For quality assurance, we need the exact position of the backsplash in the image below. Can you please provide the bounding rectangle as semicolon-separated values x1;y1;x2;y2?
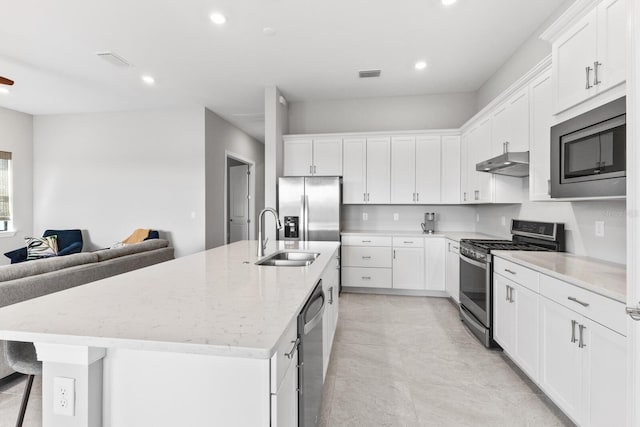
342;205;477;233
475;200;626;265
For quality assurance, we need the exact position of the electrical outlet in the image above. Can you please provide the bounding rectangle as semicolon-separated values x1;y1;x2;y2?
476;213;480;222
501;216;506;226
595;221;605;237
362;212;368;221
393;213;399;221
53;377;75;417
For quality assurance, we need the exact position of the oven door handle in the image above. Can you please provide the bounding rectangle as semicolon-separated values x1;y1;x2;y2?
460;254;487;270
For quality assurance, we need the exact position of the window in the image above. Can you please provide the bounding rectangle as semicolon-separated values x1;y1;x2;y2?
0;151;12;232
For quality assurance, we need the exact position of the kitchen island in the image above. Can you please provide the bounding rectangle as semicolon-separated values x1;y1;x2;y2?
0;240;341;427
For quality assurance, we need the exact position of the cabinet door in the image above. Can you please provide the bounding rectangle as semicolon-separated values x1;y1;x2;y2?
491;88;530;155
284;139;313;176
582;318;626;427
444;240;460;302
415;136;441;204
313;138;342;176
539;296;583;423
529;70;553;201
425;238;446;291
391;136;416;204
512;282;539;382
366;137;391;204
441;136;461;204
471;119;493;203
271;351;298;427
596;0;626;92
493;274;515;353
342;138;367;204
553;9;598;113
392;247;425;290
460;132;471;203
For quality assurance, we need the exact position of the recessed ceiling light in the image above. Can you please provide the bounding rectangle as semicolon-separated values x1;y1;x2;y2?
442;0;457;5
0;87;9;95
263;27;277;36
210;13;226;25
141;75;155;85
415;61;428;70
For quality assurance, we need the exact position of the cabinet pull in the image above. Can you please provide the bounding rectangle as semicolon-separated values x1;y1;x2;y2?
474;190;479;200
571;320;578;343
403;241;413;244
578;324;586;348
593;61;602;85
361;240;371;243
393;250;396;259
585;66;593;89
505;285;511;302
509;286;515;303
329;287;334;304
504;269;516;275
310;165;313;174
285;338;300;359
568;296;590;307
361;276;371;280
416;192;419;202
463;192;467;202
547;179;551;196
412;193;416;202
363;193;367;202
362;256;372;259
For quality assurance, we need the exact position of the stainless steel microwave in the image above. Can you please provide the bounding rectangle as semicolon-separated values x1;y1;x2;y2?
550;97;626;198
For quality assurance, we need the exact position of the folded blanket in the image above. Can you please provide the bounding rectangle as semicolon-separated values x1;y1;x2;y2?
122;228;151;244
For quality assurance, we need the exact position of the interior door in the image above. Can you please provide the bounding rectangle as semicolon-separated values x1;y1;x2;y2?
229;165;249;243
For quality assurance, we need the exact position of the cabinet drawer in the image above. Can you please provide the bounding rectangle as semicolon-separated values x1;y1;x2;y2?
342;267;392;288
342;247;392;268
342;235;392;247
392;237;424;248
539;274;626;336
270;318;298;393
494;257;539;292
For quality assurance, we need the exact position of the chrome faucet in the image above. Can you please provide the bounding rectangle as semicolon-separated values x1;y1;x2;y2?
257;207;282;257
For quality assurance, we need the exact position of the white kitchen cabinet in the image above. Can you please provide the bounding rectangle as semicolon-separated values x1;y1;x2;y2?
366;137;391;204
425;238;446;291
322;249;340;379
342;236;392;289
415;136;441;204
529;70;553;201
470;119;493;203
493;274;516;353
393;247;425;290
271;347;298;427
441;136;461;204
444;240;460;302
460;132;471;203
391;135;441;204
512;282;539;381
343;137;390;204
342;138;367;203
491;87;529;156
551;0;626;113
283;137;342;177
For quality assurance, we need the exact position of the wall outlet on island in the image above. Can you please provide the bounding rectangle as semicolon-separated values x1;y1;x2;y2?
393;213;399;221
595;221;605;237
501;216;506;226
53;376;75;416
362;212;368;221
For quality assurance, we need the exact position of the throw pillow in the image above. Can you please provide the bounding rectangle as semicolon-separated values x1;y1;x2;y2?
25;236;59;260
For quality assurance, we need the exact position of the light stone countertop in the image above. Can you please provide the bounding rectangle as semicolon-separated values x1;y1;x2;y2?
493;251;627;303
0;240;340;359
341;230;499;242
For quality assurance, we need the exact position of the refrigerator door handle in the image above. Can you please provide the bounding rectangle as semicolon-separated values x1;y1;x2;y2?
300;195;306;241
304;195;310;241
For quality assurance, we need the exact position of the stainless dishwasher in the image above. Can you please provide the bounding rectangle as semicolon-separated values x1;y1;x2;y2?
298;280;325;427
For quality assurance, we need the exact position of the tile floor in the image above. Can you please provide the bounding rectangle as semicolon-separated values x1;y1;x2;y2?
0;293;574;427
319;293;575;427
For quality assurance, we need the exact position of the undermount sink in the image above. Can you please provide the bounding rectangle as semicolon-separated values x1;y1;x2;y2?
256;251;320;267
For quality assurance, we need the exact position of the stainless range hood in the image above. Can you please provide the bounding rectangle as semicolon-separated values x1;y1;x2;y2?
476;142;530;177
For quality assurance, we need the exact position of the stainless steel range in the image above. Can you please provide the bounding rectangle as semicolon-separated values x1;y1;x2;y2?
459;220;565;348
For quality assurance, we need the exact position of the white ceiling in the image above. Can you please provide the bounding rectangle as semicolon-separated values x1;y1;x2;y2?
0;0;565;141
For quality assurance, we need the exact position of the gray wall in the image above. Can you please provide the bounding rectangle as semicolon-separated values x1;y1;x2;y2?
0;107;33;265
205;108;265;249
288;93;477;134
476;201;627;264
475;0;574;111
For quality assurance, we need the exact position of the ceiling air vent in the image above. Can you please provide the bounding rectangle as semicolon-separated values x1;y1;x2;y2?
358;69;381;79
95;51;132;67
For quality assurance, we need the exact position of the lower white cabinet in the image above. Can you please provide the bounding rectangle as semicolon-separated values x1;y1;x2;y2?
392;247;425;290
425;238;446;291
271;347;298;427
539;295;626;427
444;240;460;302
322;249;341;379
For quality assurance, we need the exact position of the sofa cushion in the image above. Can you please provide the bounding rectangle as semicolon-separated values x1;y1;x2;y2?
94;239;169;262
0;252;99;283
26;236;58;260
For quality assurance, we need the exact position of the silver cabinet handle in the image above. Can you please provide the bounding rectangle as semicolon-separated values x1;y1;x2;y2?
329;287;334;305
504;269;516;275
363;192;367;202
412;193;416;202
403;241;413;244
367;193;370;202
393;250;396;259
509;286;514;303
627;306;640;321
585;66;593;89
361;240;371;243
568;296;590;307
362;256;372;259
285;338;300;359
474;190;479;200
416;193;419;202
578;324;586;348
505;285;510;302
593;61;602;85
310;165;313;174
547;179;551;196
361;276;371;280
463;192;467;201
571;320;578;343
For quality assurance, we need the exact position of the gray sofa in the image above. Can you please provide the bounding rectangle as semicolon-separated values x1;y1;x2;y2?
0;238;174;379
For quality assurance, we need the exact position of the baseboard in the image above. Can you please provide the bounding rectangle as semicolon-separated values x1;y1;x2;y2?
342;287;448;297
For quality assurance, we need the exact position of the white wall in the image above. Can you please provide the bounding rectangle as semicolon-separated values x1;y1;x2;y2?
205;109;264;249
0;107;33;265
342;205;477;233
476;200;627;265
264;87;288;240
33;108;206;257
288;93;476;134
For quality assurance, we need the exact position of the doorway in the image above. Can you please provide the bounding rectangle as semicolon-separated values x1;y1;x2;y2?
225;153;255;244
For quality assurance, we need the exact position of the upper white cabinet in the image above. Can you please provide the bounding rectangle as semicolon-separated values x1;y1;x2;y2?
391;136;441;204
529;70;553;201
491;87;530;155
342;138;367;204
548;0;626;114
441;136;461;204
365;137;391;204
283;137;342;177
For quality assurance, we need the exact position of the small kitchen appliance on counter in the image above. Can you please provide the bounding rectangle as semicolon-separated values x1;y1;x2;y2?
421;212;436;234
458;220;565;348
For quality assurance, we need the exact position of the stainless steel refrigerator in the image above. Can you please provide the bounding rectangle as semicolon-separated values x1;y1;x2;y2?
278;177;341;241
